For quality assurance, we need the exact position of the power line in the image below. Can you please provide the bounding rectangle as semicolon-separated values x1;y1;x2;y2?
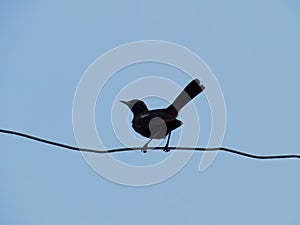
0;129;299;159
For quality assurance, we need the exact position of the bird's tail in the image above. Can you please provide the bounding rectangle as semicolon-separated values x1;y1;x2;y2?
166;79;205;116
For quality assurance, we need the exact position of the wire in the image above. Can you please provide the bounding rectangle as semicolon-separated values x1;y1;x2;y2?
1;129;300;159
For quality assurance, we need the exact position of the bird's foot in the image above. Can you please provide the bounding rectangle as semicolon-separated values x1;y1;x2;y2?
141;145;148;153
163;145;170;152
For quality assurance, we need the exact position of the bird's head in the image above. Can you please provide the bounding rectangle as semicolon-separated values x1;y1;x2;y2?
120;99;149;115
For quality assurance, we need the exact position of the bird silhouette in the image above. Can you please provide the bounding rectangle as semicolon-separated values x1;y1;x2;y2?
121;79;205;153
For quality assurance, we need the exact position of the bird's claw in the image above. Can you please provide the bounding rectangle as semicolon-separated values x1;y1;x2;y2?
163;146;170;152
141;146;147;153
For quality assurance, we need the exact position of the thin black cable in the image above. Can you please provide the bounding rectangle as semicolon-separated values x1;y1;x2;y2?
1;129;300;159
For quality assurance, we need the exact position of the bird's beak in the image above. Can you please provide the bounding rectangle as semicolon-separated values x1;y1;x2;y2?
120;99;137;110
120;100;130;107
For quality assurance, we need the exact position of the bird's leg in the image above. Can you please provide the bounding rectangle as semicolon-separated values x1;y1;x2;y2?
141;139;152;153
163;132;171;152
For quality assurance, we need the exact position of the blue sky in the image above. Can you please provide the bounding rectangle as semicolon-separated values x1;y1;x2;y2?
1;0;300;224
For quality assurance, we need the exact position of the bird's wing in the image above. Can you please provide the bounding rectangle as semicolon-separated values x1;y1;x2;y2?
147;110;176;121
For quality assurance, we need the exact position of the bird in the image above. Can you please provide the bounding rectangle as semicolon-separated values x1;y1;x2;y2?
121;79;205;153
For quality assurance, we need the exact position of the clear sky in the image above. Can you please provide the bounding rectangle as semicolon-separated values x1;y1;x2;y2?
1;0;300;224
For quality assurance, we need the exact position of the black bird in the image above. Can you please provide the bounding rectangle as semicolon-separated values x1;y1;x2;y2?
121;79;205;153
